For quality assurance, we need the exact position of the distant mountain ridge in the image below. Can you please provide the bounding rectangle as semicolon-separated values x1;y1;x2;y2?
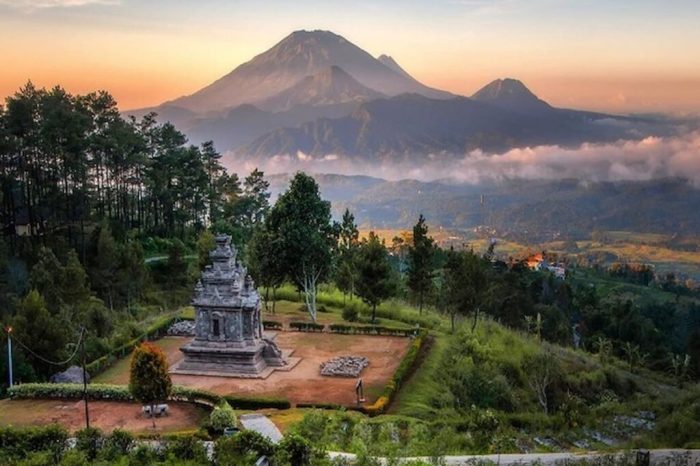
124;29;673;160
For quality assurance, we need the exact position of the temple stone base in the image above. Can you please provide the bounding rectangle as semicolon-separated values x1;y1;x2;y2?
171;348;300;379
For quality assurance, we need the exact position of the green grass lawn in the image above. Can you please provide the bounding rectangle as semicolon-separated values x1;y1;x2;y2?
93;337;185;384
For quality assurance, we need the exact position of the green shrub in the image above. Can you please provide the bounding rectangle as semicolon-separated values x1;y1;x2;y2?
127;444;163;466
0;424;68;462
9;383;132;401
165;436;208;462
363;330;427;416
214;430;276;465
263;320;283;330
275;433;316;466
170;385;222;405
75;427;103;460
342;306;359;322
289;321;325;332
101;429;134;459
209;401;237;433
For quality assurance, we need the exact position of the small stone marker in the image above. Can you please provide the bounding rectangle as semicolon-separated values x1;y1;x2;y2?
355;378;365;404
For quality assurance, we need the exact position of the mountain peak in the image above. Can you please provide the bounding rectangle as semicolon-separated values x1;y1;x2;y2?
377;54;412;79
472;78;551;112
167;30;453;112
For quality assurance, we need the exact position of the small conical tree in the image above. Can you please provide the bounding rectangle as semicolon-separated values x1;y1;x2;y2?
129;342;172;429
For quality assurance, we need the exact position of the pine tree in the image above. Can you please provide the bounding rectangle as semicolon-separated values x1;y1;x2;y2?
407;214;435;315
62;249;90;306
335;209;360;302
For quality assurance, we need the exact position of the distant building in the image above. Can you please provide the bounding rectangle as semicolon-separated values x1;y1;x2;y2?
525;251;566;279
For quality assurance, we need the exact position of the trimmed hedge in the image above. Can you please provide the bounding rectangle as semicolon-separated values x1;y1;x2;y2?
9;383;293;412
9;383;223;407
9;383;132;401
170;386;223;406
328;324;416;337
287;321;415;337
296;402;343;410
289;321;325;332
361;330;428;416
224;395;291;410
262;320;283;330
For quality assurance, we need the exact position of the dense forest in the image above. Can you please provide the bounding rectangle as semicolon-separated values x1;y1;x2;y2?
0;83;270;387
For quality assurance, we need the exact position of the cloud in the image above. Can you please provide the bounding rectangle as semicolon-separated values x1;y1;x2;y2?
224;132;700;185
0;0;118;11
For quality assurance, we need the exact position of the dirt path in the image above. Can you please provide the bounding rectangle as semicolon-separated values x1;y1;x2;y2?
0;399;208;434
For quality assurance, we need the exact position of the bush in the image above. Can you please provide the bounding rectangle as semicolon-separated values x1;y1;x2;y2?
9;383;132;401
209;401;237;433
342;306;359;322
289;321;325;332
276;433;316;466
215;430;276;465
224;395;291;410
101;429;134;459
165;436;208;462
0;424;68;462
75;427;103;460
328;324;416;337
263;320;283;330
171;385;222;406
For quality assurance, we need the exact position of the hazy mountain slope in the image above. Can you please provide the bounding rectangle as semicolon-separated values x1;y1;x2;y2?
256;65;385;112
286;175;700;243
239;91;649;158
166;30;453;113
377;54;413;79
185;102;359;148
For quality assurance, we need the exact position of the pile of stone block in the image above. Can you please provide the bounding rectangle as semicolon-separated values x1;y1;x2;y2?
167;320;196;336
320;356;369;377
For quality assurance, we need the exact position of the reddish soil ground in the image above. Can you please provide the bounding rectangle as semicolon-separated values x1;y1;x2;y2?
0;399;208;433
166;332;411;406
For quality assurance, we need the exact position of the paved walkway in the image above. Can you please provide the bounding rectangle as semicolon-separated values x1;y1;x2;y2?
239;413;283;443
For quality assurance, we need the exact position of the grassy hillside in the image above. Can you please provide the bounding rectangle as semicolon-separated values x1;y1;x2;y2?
273;286;700;456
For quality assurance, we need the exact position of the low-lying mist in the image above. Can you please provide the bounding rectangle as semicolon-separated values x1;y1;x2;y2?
224;130;700;185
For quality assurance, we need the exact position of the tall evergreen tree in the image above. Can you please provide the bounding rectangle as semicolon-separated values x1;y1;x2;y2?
407;214;435;315
335;209;360;302
267;173;335;322
355;232;394;323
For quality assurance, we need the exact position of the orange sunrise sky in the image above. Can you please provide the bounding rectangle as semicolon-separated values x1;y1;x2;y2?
1;0;699;114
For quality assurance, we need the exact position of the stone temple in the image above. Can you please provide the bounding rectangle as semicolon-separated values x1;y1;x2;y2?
172;234;287;377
